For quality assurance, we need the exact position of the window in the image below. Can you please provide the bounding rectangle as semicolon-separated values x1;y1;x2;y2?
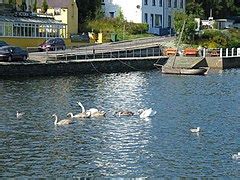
180;0;183;8
5;23;12;36
0;23;3;36
144;13;148;23
159;0;162;7
155;14;162;27
152;0;156;6
109;12;114;18
174;0;177;8
168;0;171;7
151;14;154;27
54;8;61;15
168;15;171;27
144;0;148;5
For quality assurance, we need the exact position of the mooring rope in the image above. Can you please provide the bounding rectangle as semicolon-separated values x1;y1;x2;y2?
90;61;102;74
116;58;141;71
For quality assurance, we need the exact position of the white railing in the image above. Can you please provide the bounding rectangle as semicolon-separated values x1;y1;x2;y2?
203;48;240;58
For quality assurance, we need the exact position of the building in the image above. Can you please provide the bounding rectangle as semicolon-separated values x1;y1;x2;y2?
36;0;78;38
102;0;185;35
0;0;77;48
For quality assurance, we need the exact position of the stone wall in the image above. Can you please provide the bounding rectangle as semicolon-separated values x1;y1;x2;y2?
0;57;167;77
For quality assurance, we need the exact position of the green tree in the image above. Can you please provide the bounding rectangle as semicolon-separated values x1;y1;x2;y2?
42;0;48;13
33;0;37;12
173;11;197;43
186;1;204;18
187;0;239;18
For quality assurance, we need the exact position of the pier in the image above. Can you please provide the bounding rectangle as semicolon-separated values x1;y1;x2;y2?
0;36;240;77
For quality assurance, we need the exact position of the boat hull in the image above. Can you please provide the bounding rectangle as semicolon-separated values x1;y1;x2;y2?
154;64;208;75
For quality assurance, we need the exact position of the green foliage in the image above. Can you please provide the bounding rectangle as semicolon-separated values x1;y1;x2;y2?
186;0;239;18
196;29;240;48
173;11;197;43
86;18;149;42
125;22;148;35
186;1;204;18
76;0;102;32
33;0;37;12
42;0;48;13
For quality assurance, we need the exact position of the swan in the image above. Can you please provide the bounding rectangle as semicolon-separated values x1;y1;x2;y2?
67;112;91;119
77;101;105;117
138;108;156;118
232;152;240;160
88;110;106;117
16;111;25;119
115;111;134;117
190;127;200;133
77;101;86;113
52;114;73;126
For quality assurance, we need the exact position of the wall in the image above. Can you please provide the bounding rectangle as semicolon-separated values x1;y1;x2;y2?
0;57;168;77
1;37;72;48
222;57;240;69
104;0;142;22
205;57;240;69
104;0;186;35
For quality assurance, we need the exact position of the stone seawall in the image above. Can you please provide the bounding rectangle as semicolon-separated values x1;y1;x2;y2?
205;56;240;69
0;57;167;77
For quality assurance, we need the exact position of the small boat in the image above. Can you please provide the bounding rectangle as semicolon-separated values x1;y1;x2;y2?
155;20;209;76
154;64;208;75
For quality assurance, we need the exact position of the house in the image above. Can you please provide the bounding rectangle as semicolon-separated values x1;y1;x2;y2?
36;0;78;38
102;0;185;35
0;0;78;48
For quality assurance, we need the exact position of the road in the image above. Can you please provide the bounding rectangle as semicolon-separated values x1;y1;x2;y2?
29;36;175;62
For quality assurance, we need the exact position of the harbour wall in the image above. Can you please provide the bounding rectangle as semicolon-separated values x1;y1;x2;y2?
0;57;167;77
206;57;240;69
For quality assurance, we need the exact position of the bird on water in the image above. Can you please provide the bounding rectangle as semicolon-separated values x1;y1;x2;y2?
52;114;73;126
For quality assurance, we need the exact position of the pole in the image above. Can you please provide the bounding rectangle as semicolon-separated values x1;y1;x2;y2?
172;20;186;68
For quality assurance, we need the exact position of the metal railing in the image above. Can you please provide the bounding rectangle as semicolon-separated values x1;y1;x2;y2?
45;45;164;62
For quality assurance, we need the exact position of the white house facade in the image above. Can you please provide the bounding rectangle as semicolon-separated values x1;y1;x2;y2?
102;0;185;35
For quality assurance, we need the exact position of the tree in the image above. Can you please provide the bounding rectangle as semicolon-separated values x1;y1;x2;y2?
173;11;197;43
186;1;204;18
187;0;239;18
42;0;48;13
76;0;102;31
33;0;37;12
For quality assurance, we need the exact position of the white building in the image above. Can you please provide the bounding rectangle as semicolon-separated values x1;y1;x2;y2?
102;0;185;35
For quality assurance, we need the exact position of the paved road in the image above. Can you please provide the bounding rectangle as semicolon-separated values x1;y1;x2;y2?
29;36;175;62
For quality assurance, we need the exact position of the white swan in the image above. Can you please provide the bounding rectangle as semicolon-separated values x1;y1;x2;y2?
67;112;91;119
115;111;134;117
77;101;105;117
190;127;200;133
138;108;156;118
232;152;240;160
88;110;106;117
52;114;73;126
16;111;25;119
77;101;86;113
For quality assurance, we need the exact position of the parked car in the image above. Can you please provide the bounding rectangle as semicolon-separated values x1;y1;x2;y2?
0;41;8;47
70;33;90;43
38;38;66;51
0;46;28;62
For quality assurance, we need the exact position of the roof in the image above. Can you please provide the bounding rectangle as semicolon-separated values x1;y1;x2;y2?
0;15;66;25
37;0;71;8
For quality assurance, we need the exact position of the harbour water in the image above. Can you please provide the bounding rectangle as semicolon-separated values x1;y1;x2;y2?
0;69;240;178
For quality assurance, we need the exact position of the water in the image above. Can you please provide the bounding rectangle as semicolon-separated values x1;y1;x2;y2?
0;69;240;178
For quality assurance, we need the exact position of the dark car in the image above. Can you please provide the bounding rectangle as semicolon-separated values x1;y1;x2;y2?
38;38;66;51
0;41;8;47
0;46;28;62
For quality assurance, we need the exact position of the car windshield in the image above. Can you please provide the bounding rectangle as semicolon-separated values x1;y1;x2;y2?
0;46;13;52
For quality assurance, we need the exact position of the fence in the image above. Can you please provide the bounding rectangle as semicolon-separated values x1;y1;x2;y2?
45;45;164;62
